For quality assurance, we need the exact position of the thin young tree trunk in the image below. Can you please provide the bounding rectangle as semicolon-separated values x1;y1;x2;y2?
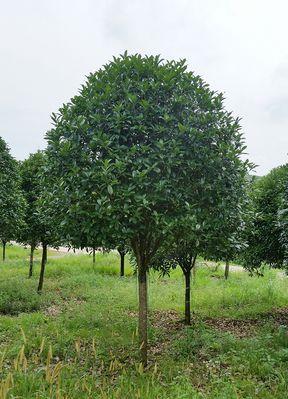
184;271;191;325
138;261;148;367
29;244;35;278
44;246;47;264
120;252;125;277
224;260;230;280
37;243;47;293
92;248;96;265
2;241;6;262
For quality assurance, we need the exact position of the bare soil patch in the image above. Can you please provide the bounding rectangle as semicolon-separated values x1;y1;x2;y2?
44;304;62;317
127;307;288;342
125;308;288;361
205;307;288;337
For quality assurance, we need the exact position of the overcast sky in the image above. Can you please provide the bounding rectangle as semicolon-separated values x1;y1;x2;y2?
1;0;287;175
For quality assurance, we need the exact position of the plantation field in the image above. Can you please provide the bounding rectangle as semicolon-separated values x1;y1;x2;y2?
0;245;288;398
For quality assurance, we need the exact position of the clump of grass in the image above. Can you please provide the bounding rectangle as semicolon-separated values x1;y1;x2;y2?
0;279;53;315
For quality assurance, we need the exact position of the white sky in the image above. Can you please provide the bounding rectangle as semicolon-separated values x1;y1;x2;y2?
1;0;287;175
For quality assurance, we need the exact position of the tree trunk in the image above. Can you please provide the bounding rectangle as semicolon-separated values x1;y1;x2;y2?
37;243;47;293
184;271;191;325
2;241;6;262
138;262;148;367
29;244;35;278
44;246;47;264
92;248;96;265
120;252;125;277
224;260;229;280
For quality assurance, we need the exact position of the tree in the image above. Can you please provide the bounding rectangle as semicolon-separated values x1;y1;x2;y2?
278;181;288;269
17;153;60;292
45;54;249;365
242;164;288;272
19;151;46;276
36;168;62;293
151;186;248;325
150;218;199;325
203;185;250;280
0;137;26;260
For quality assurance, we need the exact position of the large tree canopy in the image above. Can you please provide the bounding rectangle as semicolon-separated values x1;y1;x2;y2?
0;137;26;260
45;54;249;365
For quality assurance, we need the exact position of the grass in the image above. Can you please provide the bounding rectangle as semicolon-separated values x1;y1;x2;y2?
0;244;287;398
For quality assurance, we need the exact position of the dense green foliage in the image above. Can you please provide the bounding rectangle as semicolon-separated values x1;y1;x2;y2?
0;246;287;398
18;150;61;286
242;164;288;271
278;182;288;267
18;151;47;277
19;151;46;248
0;137;26;260
46;54;249;256
45;53;250;363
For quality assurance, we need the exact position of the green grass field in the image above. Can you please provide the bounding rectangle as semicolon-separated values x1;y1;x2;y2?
0;244;287;398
